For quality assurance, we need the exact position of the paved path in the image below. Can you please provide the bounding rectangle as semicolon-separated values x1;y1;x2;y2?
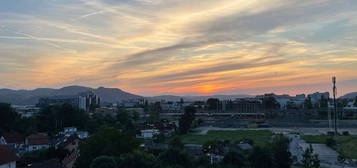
194;126;357;135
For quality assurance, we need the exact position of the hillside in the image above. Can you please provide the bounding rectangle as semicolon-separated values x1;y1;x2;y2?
0;86;142;105
341;92;357;99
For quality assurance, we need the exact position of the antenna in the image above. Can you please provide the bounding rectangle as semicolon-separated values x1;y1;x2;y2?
332;76;338;135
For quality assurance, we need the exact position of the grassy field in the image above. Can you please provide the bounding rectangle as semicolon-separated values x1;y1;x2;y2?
302;135;357;159
179;130;274;147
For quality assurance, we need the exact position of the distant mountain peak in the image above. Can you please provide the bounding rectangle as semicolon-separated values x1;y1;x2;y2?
341;92;357;99
0;86;141;105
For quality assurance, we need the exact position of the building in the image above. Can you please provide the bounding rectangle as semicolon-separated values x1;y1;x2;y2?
223;98;262;113
95;107;118;117
0;132;25;149
308;92;330;104
78;91;100;112
0;145;18;168
160;101;182;113
38;95;81;109
140;129;159;139
64;127;78;134
125;108;145;116
25;133;50;152
38;91;100;112
11;105;40;118
60;127;89;140
120;99;142;108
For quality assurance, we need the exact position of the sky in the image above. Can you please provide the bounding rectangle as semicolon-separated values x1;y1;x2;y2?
0;0;357;96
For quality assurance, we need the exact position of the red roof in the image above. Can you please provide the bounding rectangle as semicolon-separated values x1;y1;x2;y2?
1;132;25;144
26;133;50;146
0;145;18;165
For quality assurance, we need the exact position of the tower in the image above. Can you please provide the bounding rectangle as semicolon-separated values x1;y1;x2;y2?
332;76;338;134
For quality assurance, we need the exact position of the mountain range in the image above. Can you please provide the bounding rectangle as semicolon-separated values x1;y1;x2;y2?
0;86;142;105
0;86;355;105
340;92;357;99
0;86;252;105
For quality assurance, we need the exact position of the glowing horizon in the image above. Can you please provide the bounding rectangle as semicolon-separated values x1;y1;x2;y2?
1;0;357;96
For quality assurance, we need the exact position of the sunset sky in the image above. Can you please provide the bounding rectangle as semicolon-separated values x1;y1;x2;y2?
1;0;357;96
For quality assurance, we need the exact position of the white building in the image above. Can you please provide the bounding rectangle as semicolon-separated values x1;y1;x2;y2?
64;127;78;134
77;131;89;139
61;127;89;139
140;129;159;139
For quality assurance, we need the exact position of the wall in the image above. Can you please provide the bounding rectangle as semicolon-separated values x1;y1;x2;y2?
0;162;16;168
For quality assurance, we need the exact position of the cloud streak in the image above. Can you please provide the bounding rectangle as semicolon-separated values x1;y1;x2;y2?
0;0;357;95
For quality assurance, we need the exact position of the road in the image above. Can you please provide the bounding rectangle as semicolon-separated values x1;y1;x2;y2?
287;134;357;168
194;126;357;135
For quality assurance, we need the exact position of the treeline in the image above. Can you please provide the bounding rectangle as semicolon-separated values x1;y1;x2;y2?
0;103;135;136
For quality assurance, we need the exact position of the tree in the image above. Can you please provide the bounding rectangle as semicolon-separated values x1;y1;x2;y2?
222;150;246;168
319;96;328;108
271;135;292;168
0;103;36;135
206;98;220;111
179;106;196;134
325;137;336;147
354;96;357;107
301;145;320;168
304;96;313;109
116;110;135;135
90;156;118;168
0;103;18;131
262;96;280;109
159;138;192;168
248;146;273;168
148;102;161;124
76;127;139;168
118;150;156;168
37;104;88;135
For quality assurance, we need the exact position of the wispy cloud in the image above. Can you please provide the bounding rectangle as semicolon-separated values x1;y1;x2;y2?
0;0;357;95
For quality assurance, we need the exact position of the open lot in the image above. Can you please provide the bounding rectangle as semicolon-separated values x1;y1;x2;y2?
302;135;357;159
179;130;273;147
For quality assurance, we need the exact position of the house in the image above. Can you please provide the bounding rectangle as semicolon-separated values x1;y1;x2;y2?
60;127;89;139
0;145;18;168
0;132;25;149
25;133;50;152
76;131;89;139
64;127;77;134
0;136;5;145
140;129;159;139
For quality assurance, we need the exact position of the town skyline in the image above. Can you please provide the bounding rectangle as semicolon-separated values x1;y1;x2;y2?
1;0;357;96
0;84;354;98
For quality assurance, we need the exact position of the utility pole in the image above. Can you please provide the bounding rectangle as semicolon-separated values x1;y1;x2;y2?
332;76;338;135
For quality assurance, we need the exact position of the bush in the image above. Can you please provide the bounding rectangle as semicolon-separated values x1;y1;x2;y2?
342;131;350;136
325;137;336;147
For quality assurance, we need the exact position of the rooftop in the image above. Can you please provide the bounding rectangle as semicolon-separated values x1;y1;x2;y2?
0;145;18;165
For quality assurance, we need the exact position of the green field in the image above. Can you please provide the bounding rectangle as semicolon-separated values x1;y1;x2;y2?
179;130;274;147
302;135;357;159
